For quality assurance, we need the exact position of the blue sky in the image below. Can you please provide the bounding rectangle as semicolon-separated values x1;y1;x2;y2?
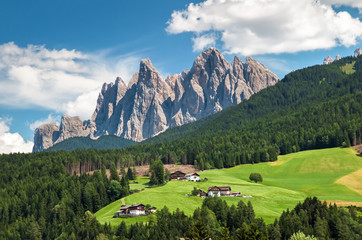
0;0;361;153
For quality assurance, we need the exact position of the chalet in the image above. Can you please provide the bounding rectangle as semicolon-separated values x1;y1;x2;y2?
185;173;200;182
170;171;186;180
114;204;146;217
198;189;207;198
148;207;157;213
208;186;232;197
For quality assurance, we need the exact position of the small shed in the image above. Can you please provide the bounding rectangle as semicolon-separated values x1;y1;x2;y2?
148;207;157;213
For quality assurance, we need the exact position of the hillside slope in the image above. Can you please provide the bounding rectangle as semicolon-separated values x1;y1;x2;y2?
46;135;136;152
145;55;362;144
95;147;362;226
108;55;361;170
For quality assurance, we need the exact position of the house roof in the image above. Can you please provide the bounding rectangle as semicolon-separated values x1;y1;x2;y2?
148;207;157;210
199;189;207;196
170;171;186;176
186;173;200;177
120;204;145;210
208;186;231;191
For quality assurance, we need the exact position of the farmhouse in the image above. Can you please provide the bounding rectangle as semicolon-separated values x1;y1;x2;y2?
185;173;200;182
114;204;157;217
114;204;146;217
148;207;157;213
170;171;186;180
208;186;240;197
198;189;207;198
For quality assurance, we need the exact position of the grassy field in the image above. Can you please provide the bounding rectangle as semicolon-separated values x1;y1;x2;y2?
95;147;362;226
340;61;356;75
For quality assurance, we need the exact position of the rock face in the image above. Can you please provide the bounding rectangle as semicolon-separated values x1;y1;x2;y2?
32;115;93;152
33;48;279;152
33;122;60;152
335;54;341;61
323;56;333;65
354;48;362;58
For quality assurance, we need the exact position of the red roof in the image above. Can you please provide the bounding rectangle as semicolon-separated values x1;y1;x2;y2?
208;186;231;191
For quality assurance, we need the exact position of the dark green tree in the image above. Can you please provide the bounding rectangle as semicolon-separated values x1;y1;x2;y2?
110;163;119;181
149;160;165;185
249;173;263;183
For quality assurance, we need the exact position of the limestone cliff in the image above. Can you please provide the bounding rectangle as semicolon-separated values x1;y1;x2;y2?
33;48;279;152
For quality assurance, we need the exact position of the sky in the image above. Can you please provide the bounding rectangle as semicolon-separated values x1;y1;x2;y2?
0;0;362;154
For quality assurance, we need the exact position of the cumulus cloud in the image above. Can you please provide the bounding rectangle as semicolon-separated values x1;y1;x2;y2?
28;114;61;131
192;33;217;52
0;117;33;154
321;0;362;12
166;0;362;55
0;42;140;120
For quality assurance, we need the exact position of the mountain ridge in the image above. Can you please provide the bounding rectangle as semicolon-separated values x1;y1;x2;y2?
33;48;279;152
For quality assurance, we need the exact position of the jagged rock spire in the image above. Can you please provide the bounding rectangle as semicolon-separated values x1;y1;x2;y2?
33;48;280;151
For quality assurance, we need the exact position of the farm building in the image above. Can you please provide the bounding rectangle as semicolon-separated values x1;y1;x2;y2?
185;173;200;181
148;207;157;213
170;171;186;180
208;186;240;197
114;204;157;217
114;204;146;217
198;189;207;198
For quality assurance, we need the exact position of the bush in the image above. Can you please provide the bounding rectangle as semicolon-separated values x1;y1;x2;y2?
191;187;199;196
249;173;263;183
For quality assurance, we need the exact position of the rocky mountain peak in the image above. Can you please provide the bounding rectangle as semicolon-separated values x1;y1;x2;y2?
128;72;139;89
323;56;333;65
33;122;60;152
192;48;230;73
138;58;165;89
33;48;280;151
354;48;362;58
244;56;279;93
233;56;243;64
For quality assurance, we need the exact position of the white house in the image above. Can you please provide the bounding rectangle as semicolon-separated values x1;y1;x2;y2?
185;173;200;182
148;207;157;213
129;204;146;215
207;186;231;197
114;204;146;217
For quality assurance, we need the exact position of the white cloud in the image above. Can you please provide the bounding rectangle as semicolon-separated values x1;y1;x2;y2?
192;33;217;52
320;0;362;11
59;90;100;119
166;0;362;55
0;42;140;120
28;114;61;131
0;117;33;154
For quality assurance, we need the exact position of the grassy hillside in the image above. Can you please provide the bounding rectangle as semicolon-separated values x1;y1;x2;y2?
46;135;136;151
95;147;362;226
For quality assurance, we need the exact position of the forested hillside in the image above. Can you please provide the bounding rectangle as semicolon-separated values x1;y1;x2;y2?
47;135;136;152
44;55;362;171
128;56;362;169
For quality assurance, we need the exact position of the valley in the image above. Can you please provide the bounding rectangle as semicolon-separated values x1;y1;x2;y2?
95;147;362;226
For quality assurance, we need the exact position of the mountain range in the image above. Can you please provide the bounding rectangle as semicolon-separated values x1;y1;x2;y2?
33;48;279;152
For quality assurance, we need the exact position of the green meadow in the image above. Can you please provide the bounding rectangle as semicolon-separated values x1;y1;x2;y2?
95;147;362;226
340;61;356;75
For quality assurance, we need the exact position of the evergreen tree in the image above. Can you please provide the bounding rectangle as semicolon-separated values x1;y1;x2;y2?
126;167;134;181
110;163;119;181
149;160;165;185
